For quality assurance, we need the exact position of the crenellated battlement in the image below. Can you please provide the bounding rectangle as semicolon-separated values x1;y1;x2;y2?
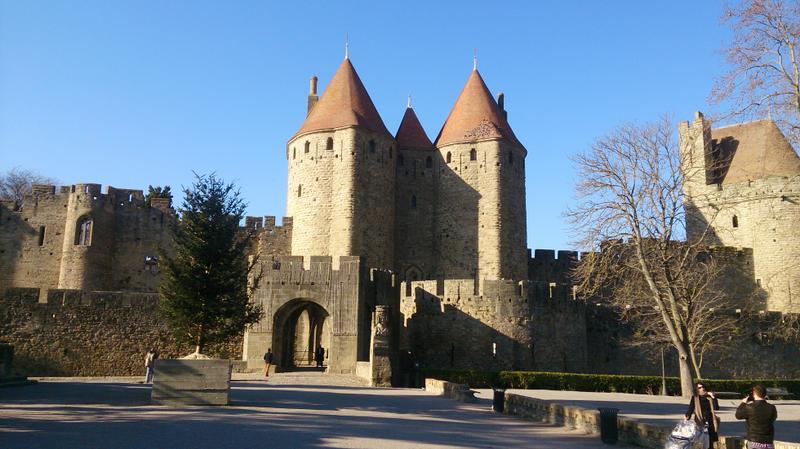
254;255;396;288
17;183;167;211
528;248;580;284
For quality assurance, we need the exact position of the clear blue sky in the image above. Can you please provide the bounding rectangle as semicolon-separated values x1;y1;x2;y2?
0;1;732;252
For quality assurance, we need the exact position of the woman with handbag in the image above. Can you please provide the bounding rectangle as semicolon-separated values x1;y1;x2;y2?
685;382;721;449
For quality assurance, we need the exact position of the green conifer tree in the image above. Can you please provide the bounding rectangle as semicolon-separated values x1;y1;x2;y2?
145;185;173;207
159;173;262;356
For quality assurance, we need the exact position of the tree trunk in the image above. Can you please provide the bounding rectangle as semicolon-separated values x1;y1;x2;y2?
689;344;703;380
676;343;695;398
195;328;204;356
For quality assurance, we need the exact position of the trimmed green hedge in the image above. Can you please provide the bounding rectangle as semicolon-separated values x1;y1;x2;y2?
422;369;800;397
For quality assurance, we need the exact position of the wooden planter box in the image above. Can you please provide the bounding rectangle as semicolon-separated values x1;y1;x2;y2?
151;359;231;406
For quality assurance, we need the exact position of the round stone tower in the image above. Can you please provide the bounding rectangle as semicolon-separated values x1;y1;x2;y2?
433;68;527;281
286;57;395;269
58;183;114;290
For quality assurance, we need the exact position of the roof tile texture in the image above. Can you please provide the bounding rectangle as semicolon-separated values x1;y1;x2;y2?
395;107;433;149
434;70;522;148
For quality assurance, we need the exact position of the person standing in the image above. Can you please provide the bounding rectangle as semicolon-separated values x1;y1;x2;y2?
263;348;273;377
735;384;778;449
144;349;156;383
264;348;273;377
685;382;720;448
315;346;324;368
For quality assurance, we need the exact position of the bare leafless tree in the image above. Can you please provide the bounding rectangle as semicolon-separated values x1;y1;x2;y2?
712;0;800;145
0;168;56;210
567;117;740;397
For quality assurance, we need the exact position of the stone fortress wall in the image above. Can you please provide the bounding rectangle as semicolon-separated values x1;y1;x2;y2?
681;113;800;313
3;58;800;379
0;184;173;299
0;288;241;376
400;275;587;373
1;213;797;378
246;215;293;260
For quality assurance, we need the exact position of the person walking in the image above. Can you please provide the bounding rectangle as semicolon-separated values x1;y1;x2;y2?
263;348;273;377
735;384;778;449
685;382;720;448
144;349;157;383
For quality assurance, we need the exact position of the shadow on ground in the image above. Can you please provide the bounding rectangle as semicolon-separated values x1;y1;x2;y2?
0;381;622;449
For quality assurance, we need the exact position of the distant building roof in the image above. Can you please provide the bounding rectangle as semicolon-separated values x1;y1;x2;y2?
710;120;800;184
434;69;523;149
395;106;433;149
293;58;390;139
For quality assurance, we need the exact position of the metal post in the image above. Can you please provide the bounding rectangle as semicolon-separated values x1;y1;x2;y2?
660;347;667;396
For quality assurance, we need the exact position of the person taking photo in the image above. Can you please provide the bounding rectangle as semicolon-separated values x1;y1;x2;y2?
735;384;778;449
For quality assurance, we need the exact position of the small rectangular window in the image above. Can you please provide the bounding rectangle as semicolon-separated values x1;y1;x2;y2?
38;226;46;246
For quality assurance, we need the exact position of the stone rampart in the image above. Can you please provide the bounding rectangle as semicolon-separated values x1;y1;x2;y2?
0;288;240;376
401;277;587;372
247;215;293;260
586;302;800;378
0;183;174;296
528;249;579;284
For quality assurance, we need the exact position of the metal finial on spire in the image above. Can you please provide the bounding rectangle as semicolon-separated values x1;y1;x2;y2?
407;94;412;108
345;33;350;60
768;102;773;120
473;48;477;71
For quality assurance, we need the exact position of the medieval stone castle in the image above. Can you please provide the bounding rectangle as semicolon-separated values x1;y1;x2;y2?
2;56;800;381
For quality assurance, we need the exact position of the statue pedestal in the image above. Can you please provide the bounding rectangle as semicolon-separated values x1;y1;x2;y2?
151;359;231;406
370;305;393;387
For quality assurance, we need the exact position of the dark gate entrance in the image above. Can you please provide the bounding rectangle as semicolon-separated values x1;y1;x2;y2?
272;299;331;371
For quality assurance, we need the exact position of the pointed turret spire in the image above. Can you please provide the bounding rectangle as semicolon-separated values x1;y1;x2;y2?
435;69;523;149
293;58;390;139
473;48;477;71
396;99;433;149
345;33;350;60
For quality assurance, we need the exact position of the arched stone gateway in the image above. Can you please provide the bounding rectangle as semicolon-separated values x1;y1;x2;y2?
272;298;331;371
243;255;400;385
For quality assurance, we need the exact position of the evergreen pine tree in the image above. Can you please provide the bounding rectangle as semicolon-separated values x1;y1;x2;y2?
145;185;173;207
159;173;262;356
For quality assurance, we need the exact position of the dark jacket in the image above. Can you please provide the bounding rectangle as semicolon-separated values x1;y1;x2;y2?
735;400;777;444
685;395;720;430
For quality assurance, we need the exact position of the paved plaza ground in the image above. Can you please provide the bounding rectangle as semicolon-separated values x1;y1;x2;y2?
1;373;631;449
3;374;798;448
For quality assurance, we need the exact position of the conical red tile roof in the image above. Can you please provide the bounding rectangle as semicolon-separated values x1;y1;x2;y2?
711;120;800;184
435;69;522;148
293;59;390;139
395;106;433;149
